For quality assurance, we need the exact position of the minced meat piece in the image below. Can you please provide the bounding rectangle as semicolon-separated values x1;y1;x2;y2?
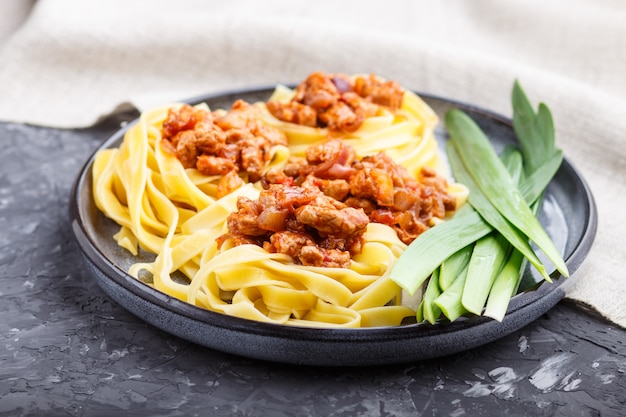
219;183;369;268
161;101;287;187
267;72;404;133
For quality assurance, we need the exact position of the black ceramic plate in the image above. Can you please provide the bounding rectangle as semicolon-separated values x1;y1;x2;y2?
70;87;597;366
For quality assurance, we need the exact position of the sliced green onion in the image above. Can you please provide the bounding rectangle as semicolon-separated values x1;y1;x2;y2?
434;263;470;322
439;246;472;291
461;231;511;315
392;82;566;324
499;145;525;186
446;142;550;282
512;80;556;175
483;247;527;321
421;268;443;324
485;196;542;321
415;300;424;323
445;109;568;278
459;146;524;315
517;149;563;205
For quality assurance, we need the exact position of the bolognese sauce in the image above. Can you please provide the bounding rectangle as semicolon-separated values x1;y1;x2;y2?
266;72;405;133
160;100;288;198
160;73;456;269
219;139;457;268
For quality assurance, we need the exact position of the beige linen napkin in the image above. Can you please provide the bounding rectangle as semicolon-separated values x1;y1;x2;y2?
2;0;624;327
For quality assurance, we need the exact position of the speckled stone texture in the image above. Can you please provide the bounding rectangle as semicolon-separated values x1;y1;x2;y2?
1;117;625;416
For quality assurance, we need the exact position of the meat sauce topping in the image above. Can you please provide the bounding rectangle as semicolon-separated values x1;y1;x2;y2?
267;72;405;133
161;100;288;198
218;182;369;269
219;139;456;268
161;75;455;269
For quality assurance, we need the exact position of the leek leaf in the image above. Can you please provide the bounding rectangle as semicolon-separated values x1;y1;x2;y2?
445;109;568;278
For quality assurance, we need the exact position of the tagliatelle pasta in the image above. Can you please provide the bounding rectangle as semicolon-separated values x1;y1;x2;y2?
92;73;468;328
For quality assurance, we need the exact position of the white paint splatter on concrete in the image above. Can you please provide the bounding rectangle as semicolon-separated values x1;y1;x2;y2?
433;376;445;391
463;367;520;399
557;371;581;391
490;367;517;383
463;382;492;398
599;373;615;384
488;367;518;399
517;335;529;354
528;352;577;393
